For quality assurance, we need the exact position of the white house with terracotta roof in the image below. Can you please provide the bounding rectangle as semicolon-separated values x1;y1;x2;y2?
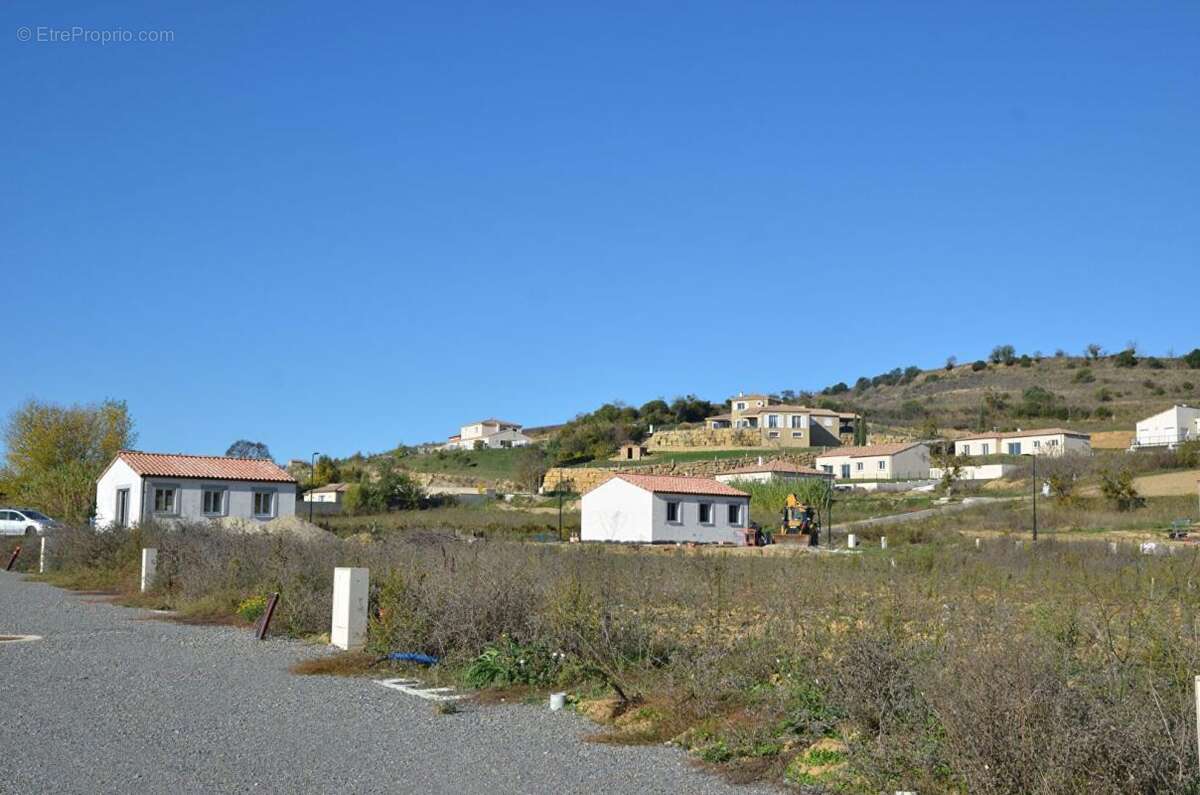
95;451;297;528
952;428;1091;457
714;459;835;485
581;474;750;545
815;442;931;480
442;419;532;450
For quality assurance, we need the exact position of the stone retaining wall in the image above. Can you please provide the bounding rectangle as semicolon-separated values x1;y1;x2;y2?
541;452;819;494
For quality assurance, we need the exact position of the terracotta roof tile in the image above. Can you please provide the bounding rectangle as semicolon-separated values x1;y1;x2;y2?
594;474;749;498
115;451;297;483
814;442;924;460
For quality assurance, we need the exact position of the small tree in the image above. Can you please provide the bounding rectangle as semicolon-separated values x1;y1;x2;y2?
853;416;868;446
1113;349;1138;368
989;345;1016;365
1085;343;1104;361
935;452;966;494
945;356;957;371
1099;470;1144;511
1184;348;1200;369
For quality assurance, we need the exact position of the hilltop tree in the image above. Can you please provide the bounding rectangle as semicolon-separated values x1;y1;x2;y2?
989;345;1017;366
1;399;136;522
1185;348;1200;369
226;440;273;460
945;356;957;371
1085;343;1104;361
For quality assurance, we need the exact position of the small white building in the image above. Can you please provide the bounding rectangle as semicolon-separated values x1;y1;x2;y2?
1133;405;1200;449
815;442;931;480
302;482;351;504
95;450;297;528
442;419;533;450
581;474;750;545
714;459;835;485
953;428;1091;457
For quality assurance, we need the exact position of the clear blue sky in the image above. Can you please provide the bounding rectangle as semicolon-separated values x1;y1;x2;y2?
3;2;1197;461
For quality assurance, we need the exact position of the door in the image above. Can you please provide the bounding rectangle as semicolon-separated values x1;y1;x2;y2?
115;488;130;527
840;464;851;479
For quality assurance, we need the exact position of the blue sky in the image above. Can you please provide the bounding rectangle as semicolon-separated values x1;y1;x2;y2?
2;2;1197;461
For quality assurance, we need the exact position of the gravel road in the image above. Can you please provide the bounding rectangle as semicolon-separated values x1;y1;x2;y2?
0;572;774;794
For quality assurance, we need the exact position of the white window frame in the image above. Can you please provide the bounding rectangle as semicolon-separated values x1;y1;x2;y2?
665;500;681;523
698;502;714;525
878;460;887;470
202;486;227;516
727;503;742;525
961;444;970;456
767;414;779;429
152;484;179;516
790;414;807;428
981;443;989;455
856;461;864;471
252;489;277;519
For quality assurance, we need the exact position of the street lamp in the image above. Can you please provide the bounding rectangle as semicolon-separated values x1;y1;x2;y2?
1023;453;1038;542
309;451;319;523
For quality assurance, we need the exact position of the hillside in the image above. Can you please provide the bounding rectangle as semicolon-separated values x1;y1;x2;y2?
817;351;1199;436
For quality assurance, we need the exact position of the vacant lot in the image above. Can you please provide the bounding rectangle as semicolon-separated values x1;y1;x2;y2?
1132;469;1200;497
21;519;1200;793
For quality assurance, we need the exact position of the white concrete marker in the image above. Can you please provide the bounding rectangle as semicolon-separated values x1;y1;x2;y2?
880;536;888;550
975;538;981;549
140;548;157;593
1109;542;1118;555
1141;542;1158;555
331;567;369;650
39;537;47;574
847;534;858;549
549;692;566;711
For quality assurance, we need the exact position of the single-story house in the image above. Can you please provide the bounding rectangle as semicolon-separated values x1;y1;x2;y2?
613;442;648;461
815;442;931;480
302;482;351;504
1133;405;1200;449
952;428;1091;457
95;450;297;528
581;474;750;545
714;459;835;485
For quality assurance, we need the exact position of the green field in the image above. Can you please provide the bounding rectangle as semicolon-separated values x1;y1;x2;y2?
397;447;527;483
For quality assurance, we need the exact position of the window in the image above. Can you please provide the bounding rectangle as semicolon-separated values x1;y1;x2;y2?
153;487;177;514
981;443;989;455
821;465;833;474
961;444;970;455
1008;442;1021;455
768;431;779;438
856;461;864;471
202;488;226;515
1032;440;1041;449
735;402;746;411
790;414;807;428
727;504;742;525
253;490;275;518
666;501;680;522
698;503;714;524
767;414;779;429
878;460;887;470
792;432;803;438
1048;439;1059;447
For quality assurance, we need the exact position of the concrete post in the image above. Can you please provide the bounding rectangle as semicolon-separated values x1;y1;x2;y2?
140;548;157;593
847;534;858;549
880;536;888;550
1109;542;1118;555
975;538;981;549
39;536;47;574
331;567;369;650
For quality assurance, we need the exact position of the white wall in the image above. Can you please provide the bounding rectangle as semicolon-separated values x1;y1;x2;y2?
955;434;1089;456
1136;406;1200;447
953;437;1000;456
303;491;341;503
930;463;1017;481
649;492;748;544
95;457;144;528
816;444;930;480
581;477;654;542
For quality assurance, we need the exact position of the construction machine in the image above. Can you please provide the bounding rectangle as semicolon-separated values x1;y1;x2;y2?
778;493;820;546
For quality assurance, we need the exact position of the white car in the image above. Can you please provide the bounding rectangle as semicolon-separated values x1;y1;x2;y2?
0;508;61;537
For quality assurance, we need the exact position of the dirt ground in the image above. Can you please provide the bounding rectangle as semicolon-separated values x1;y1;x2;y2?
1131;469;1200;497
1091;430;1135;450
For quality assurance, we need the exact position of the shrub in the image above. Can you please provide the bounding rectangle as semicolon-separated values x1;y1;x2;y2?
236;595;268;624
971;360;987;372
1184;348;1200;369
1099;470;1144;511
1018;354;1033;367
1073;368;1095;383
1146;357;1165;369
1094;406;1114;420
1113;349;1138;368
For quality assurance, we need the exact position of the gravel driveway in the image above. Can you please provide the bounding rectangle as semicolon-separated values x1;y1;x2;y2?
0;572;774;794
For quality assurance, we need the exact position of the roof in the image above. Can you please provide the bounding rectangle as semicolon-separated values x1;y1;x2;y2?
592;473;749;498
722;460;833;477
737;404;851;417
470;419;522;428
705;413;732;422
305;482;351;493
814;442;925;460
111;450;297;483
954;428;1091;442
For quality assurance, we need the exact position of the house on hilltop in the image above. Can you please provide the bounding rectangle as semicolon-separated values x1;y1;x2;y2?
581;474;750;544
442;419;532;450
705;392;858;448
95;451;297;528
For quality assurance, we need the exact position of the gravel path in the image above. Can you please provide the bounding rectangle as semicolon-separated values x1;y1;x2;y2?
0;572;775;794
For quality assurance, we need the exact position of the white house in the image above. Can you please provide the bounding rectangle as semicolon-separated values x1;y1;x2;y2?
953;428;1091;457
302;482;350;504
581;474;750;545
1133;405;1200;449
95;450;297;528
714;459;835;485
442;419;533;450
815;442;931;480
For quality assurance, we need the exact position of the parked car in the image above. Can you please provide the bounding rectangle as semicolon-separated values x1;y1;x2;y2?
0;508;61;536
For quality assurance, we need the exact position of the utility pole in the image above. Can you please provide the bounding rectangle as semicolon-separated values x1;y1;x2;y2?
309;451;319;524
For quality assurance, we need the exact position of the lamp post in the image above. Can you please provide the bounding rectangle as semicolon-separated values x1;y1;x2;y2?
1023;453;1038;542
309;451;319;523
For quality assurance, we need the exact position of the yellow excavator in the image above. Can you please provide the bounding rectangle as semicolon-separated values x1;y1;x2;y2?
779;493;820;546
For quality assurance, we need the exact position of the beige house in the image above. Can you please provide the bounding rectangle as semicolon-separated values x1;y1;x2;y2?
952;428;1091;457
302;482;351;504
442;419;532;450
815;442;931;480
706;392;857;448
714;460;834;485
